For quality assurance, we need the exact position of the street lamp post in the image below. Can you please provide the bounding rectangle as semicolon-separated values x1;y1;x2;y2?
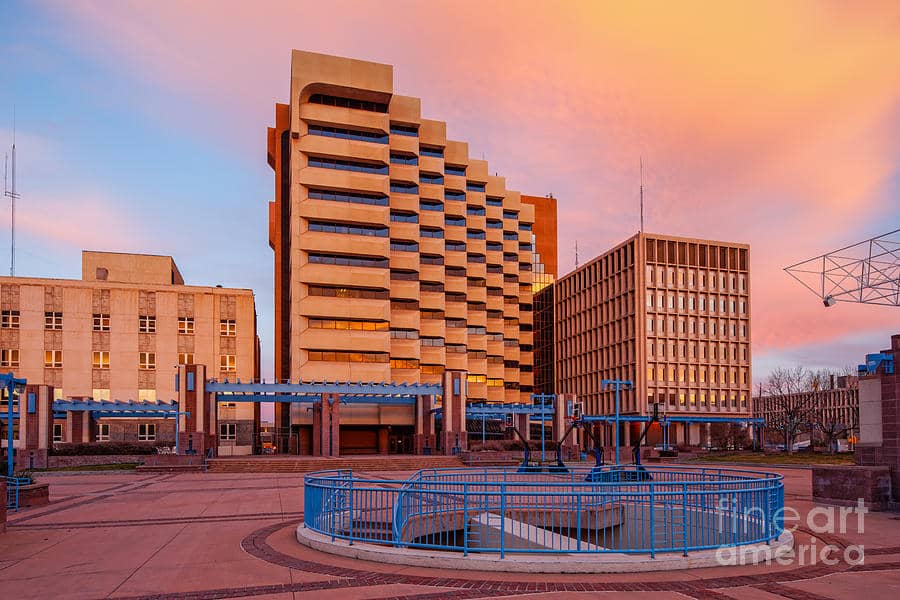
601;379;632;465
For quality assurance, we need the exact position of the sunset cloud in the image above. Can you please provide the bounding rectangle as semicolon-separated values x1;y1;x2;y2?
15;0;900;378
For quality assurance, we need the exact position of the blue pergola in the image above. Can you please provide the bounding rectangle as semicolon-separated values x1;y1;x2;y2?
206;380;442;405
51;399;182;418
582;413;765;452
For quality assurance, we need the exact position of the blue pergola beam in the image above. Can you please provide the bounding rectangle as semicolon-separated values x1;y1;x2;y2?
465;403;554;417
581;414;763;425
51;399;180;414
212;393;416;405
206;381;442;396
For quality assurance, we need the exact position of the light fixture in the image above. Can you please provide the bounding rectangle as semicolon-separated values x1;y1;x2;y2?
823;295;837;307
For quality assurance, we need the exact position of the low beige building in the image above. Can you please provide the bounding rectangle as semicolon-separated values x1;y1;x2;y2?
0;251;260;455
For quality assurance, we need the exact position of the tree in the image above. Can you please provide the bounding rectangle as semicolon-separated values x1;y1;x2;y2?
815;417;855;453
761;367;818;453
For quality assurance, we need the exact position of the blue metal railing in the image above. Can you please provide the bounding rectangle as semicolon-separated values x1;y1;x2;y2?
304;465;784;557
5;476;30;512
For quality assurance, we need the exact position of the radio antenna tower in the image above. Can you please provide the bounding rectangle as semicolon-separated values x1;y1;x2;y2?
639;157;644;232
4;108;20;276
574;240;579;268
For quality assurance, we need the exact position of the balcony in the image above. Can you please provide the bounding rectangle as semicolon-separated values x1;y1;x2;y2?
298;167;388;198
445;302;467;320
298;294;390;322
299;134;388;165
391;280;419;301
467;286;487;303
445;276;466;295
419;210;443;229
446;352;467;371
390;221;419;240
389;134;418;154
389;193;419;212
445;251;466;269
300;103;388;133
298;262;389;290
390;251;420;271
390;338;421;359
419;238;444;256
298;198;389;226
390;309;420;330
419;318;445;338
445;328;467;345
299;328;390;353
420;291;445;312
420;345;445;365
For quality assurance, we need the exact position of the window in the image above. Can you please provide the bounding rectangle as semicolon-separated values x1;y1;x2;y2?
308;187;388;207
390;329;419;339
178;353;194;365
308;318;388;331
220;354;236;372
308;253;388;268
445;215;466;227
139;315;156;333
467;229;486;240
420;172;444;185
307;350;389;363
420;254;444;265
308;286;389;300
44;350;62;368
219;423;237;441
390;123;418;136
308;220;388;237
53;423;63;443
45;311;63;330
390;240;418;252
307;124;388;144
445;165;466;176
1;310;19;329
467;181;486;192
466;205;486;216
93;313;110;331
419;227;444;239
445;190;466;201
420;145;444;158
445;241;466;252
420;199;443;212
391;181;418;194
486;219;502;229
92;351;110;369
390;358;420;369
486;196;503;207
178;317;195;334
0;349;19;367
519;222;533;232
467;374;487;383
467;253;486;264
135;352;154;370
96;423;110;442
138;423;156;442
220;319;236;336
502;210;518;220
390;152;418;165
309;93;387;112
308;156;388;175
391;211;418;223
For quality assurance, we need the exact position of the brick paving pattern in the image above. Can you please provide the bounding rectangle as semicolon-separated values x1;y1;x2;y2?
0;467;897;599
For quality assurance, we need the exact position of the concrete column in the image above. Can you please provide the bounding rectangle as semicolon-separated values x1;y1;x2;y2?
312;400;323;457
378;427;389;454
414;394;435;454
328;394;340;457
441;371;467;454
516;413;530;441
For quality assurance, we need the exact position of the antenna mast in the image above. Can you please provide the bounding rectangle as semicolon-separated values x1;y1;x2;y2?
4;108;18;277
639;157;644;233
574;240;579;268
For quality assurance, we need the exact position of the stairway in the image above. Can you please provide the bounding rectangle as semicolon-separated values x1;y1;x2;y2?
205;455;465;473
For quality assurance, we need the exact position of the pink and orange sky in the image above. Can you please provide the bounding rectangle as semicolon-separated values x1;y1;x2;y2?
3;0;899;384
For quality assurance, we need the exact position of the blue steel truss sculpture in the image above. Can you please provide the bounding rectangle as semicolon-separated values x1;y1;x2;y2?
785;229;900;307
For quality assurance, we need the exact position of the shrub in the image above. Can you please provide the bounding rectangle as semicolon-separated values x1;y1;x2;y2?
50;442;158;456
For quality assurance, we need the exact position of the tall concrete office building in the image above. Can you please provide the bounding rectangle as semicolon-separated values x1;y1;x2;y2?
0;251;260;454
555;233;751;444
521;194;558;395
267;51;550;452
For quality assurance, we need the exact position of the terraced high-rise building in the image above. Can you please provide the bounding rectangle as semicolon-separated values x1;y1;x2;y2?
267;51;546;453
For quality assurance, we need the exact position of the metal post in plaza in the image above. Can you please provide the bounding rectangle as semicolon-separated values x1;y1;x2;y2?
530;394;556;463
601;379;632;465
3;372;27;477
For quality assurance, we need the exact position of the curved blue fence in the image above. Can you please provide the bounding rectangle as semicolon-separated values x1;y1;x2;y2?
304;466;784;557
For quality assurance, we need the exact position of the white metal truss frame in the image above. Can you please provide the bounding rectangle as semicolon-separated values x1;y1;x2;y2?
785;229;900;307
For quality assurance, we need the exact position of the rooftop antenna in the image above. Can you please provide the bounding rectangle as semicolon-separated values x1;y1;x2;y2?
3;106;19;277
574;240;579;268
639;157;644;233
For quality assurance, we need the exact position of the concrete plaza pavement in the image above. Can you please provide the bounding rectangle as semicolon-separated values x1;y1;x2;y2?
0;466;899;599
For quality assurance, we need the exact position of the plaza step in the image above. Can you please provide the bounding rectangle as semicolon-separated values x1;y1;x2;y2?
204;455;465;474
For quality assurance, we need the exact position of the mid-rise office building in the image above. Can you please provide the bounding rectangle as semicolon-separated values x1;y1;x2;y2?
267;51;551;452
521;194;558;395
0;251;260;455
555;233;751;444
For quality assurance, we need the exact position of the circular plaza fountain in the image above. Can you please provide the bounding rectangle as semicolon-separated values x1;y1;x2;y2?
297;465;792;573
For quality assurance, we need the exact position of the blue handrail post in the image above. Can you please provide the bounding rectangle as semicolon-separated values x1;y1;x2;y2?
348;477;354;546
649;482;656;559
499;482;506;559
576;492;582;552
681;483;688;557
463;483;469;556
